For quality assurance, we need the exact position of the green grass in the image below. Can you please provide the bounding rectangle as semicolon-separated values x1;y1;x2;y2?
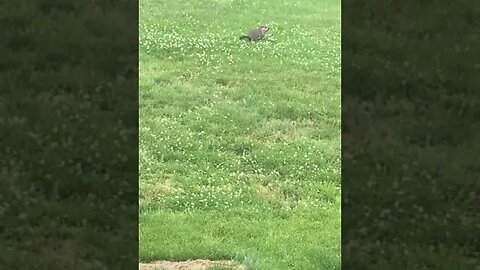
139;0;341;269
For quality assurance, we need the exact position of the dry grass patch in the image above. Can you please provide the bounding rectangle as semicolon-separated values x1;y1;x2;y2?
139;260;248;270
140;175;182;205
252;119;315;142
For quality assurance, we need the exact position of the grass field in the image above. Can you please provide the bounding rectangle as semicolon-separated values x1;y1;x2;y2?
139;0;341;269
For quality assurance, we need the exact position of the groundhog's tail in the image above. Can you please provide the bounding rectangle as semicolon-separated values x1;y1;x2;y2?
239;35;251;41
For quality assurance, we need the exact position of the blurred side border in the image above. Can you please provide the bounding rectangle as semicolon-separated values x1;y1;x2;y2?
0;0;139;269
342;0;480;269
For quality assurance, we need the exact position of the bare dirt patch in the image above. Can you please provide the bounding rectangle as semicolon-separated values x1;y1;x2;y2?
139;260;248;270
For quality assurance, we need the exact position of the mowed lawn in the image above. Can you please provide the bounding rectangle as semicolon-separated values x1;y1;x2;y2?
139;0;341;269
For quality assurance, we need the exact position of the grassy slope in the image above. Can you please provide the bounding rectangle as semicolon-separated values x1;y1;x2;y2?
139;0;341;269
